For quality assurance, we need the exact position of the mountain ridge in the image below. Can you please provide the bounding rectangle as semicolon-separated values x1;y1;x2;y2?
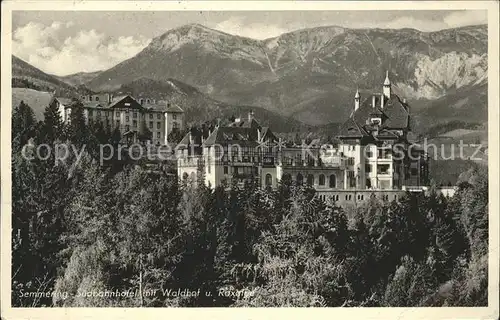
86;23;487;125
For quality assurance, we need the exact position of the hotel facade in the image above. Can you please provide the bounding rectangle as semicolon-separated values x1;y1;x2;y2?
176;72;434;205
55;93;184;145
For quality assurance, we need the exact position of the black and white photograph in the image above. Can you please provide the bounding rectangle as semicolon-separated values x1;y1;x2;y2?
1;1;499;318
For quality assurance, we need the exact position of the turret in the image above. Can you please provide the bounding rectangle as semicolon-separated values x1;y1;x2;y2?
354;88;360;111
383;70;391;98
248;110;254;122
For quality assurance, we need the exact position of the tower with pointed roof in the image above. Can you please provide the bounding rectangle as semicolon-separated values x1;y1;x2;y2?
383;70;391;98
354;88;360;111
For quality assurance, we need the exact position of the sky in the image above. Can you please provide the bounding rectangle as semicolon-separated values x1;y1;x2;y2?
12;10;487;76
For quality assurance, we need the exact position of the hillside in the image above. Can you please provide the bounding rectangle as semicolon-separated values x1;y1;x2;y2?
114;77;308;133
12;88;54;121
87;24;488;125
56;70;103;87
12;55;83;97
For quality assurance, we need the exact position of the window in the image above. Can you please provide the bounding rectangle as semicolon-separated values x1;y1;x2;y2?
173;122;179;129
307;174;314;185
95;97;99;101
347;157;354;166
115;111;120;117
319;174;325;186
133;120;138;127
329;175;336;188
124;102;130;106
157;122;161;129
365;164;371;173
97;110;101;116
296;173;303;184
116;120;120;126
366;178;372;188
265;174;272;186
133;112;138;118
125;125;130;131
89;96;93;101
88;110;93;116
173;114;177;120
378;164;390;174
378;148;391;159
149;114;153;119
224;166;228;174
149;121;153;129
126;116;130;122
157;114;161;120
366;150;373;158
156;132;160;138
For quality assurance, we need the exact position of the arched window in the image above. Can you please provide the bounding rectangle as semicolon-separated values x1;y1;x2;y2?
296;173;303;184
265;173;273;186
329;174;336;188
319;174;325;186
307;174;314;185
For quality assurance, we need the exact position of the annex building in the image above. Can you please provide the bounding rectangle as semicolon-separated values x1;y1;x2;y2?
55;93;184;145
176;72;436;206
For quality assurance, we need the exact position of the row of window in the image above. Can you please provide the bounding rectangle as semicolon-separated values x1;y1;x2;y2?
87;109;171;120
317;193;399;202
282;173;337;188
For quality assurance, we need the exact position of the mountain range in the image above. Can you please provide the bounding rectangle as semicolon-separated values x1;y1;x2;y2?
12;23;488;133
85;23;488;126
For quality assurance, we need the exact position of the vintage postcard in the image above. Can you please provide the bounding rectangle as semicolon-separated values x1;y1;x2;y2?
1;1;499;319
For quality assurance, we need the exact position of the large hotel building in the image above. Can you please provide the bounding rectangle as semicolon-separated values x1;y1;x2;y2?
55;72;440;205
176;72;433;205
55;94;184;145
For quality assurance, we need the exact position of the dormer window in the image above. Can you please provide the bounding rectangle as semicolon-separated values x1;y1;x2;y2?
371;118;381;125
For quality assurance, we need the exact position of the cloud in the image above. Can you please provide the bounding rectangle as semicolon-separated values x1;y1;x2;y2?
213;16;289;39
443;10;487;28
13;21;150;76
352;10;487;32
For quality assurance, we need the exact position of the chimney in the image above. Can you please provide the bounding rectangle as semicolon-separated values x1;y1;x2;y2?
380;93;385;109
189;131;193;145
257;128;261;141
372;95;376;108
248;110;254;122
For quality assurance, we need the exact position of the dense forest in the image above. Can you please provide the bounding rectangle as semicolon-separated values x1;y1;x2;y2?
11;100;488;307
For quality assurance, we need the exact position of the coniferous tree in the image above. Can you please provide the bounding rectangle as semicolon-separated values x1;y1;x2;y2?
40;99;65;144
12;100;37;150
66;100;89;147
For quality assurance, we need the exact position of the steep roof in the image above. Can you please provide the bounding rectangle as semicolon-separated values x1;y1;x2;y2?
339;93;410;140
165;103;184;113
338;116;367;138
381;94;410;129
203;126;260;147
108;95;143;110
228;118;261;129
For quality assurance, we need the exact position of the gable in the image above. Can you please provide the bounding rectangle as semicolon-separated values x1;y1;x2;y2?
109;95;143;110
